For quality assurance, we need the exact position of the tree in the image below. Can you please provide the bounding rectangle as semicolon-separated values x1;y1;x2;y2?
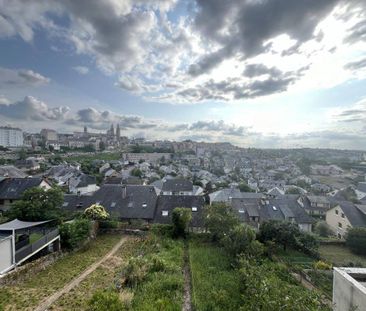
259;220;318;254
131;168;142;178
346;227;366;255
59;218;90;249
99;141;106;151
204;203;239;241
238;182;254;193
221;224;262;258
6;187;64;221
172;207;192;238
286;187;301;195
84;204;109;220
18;148;27;160
314;221;332;237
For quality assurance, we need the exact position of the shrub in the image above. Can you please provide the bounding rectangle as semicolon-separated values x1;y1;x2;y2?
122;256;149;287
59;218;90;250
88;290;126;311
346;227;366;255
313;260;332;270
99;220;119;229
172;207;192;238
84;204;109;220
314;221;333;237
150;224;173;237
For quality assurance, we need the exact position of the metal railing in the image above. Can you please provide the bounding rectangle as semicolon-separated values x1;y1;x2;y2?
15;228;59;263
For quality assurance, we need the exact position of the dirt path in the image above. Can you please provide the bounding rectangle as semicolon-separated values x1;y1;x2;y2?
182;241;192;311
34;236;128;311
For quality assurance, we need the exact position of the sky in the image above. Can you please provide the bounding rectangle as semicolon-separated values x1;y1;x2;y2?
0;0;366;150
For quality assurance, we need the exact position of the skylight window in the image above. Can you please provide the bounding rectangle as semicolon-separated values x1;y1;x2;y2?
272;206;277;211
162;210;169;216
111;202;116;207
62;202;69;207
142;203;147;208
192;207;197;212
239;209;245;213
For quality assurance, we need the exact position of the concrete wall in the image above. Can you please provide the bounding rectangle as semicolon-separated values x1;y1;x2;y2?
0;236;12;274
333;268;366;311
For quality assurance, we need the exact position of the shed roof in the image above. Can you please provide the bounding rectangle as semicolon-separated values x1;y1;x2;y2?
0;219;51;231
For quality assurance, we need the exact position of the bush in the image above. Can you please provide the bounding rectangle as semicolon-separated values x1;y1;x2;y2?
313;260;332;270
150;224;173;237
84;204;109;220
122;256;150;287
99;220;119;229
346;227;366;255
172;207;192;238
88;290;126;311
59;218;90;250
314;221;333;238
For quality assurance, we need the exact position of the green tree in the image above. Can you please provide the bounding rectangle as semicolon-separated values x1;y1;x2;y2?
221;224;263;258
99;141;106;151
84;204;109;220
346;227;366;255
238;182;254;193
18;148;27;160
204;203;239;241
286;187;301;195
131;168;142;178
6;187;64;221
172;207;192;238
314;221;332;237
59;218;90;249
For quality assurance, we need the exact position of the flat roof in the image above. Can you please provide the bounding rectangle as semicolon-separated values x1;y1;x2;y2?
0;219;51;231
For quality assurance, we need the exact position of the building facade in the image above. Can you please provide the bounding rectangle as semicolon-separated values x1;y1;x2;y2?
0;126;23;147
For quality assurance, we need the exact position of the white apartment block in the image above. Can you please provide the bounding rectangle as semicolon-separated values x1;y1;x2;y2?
0;126;23;147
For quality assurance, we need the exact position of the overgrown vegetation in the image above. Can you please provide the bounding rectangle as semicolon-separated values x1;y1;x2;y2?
59;218;91;249
346;227;366;255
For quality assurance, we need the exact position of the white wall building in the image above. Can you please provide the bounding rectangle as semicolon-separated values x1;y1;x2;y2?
0;126;23;147
333;267;366;311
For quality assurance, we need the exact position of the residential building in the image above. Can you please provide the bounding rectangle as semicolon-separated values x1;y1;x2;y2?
0;166;27;178
40;129;58;141
0;126;23;147
298;195;331;217
68;174;99;195
326;202;366;239
122;153;172;164
0;178;51;212
161;179;193;195
333;267;366;311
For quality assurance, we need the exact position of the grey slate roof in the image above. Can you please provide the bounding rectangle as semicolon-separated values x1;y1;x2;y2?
357;182;366;193
338;201;366;227
0;178;45;200
0;166;27;178
162;179;193;192
209;188;264;203
63;185;157;220
154;195;205;227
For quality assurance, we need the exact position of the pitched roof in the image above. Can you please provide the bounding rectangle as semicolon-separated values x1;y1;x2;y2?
337;201;366;227
307;195;330;204
154;195;205;227
63;185;157;220
0;178;45;200
0;219;51;231
357;182;366;193
209;188;264;203
162;179;193;192
0;165;27;178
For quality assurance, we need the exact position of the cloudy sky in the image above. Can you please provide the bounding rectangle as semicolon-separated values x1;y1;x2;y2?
1;0;366;149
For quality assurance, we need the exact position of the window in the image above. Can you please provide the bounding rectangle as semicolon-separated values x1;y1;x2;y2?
338;222;342;228
192;207;197;212
341;213;345;218
142;203;147;208
162;210;168;216
111;202;116;207
128;202;133;208
62;202;69;207
238;209;245;214
335;210;339;215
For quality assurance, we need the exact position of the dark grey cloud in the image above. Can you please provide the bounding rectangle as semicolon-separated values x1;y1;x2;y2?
0;96;69;121
72;107;158;130
344;57;366;70
190;0;358;76
165;120;249;137
243;64;283;78
344;19;366;44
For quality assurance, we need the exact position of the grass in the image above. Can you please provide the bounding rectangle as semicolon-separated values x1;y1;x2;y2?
189;239;242;311
64;152;121;162
0;234;121;311
50;234;184;310
276;248;315;269
29;233;43;244
307;270;333;298
319;244;366;266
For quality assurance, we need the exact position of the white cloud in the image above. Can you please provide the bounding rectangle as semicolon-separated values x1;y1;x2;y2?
0;67;50;87
72;66;89;75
